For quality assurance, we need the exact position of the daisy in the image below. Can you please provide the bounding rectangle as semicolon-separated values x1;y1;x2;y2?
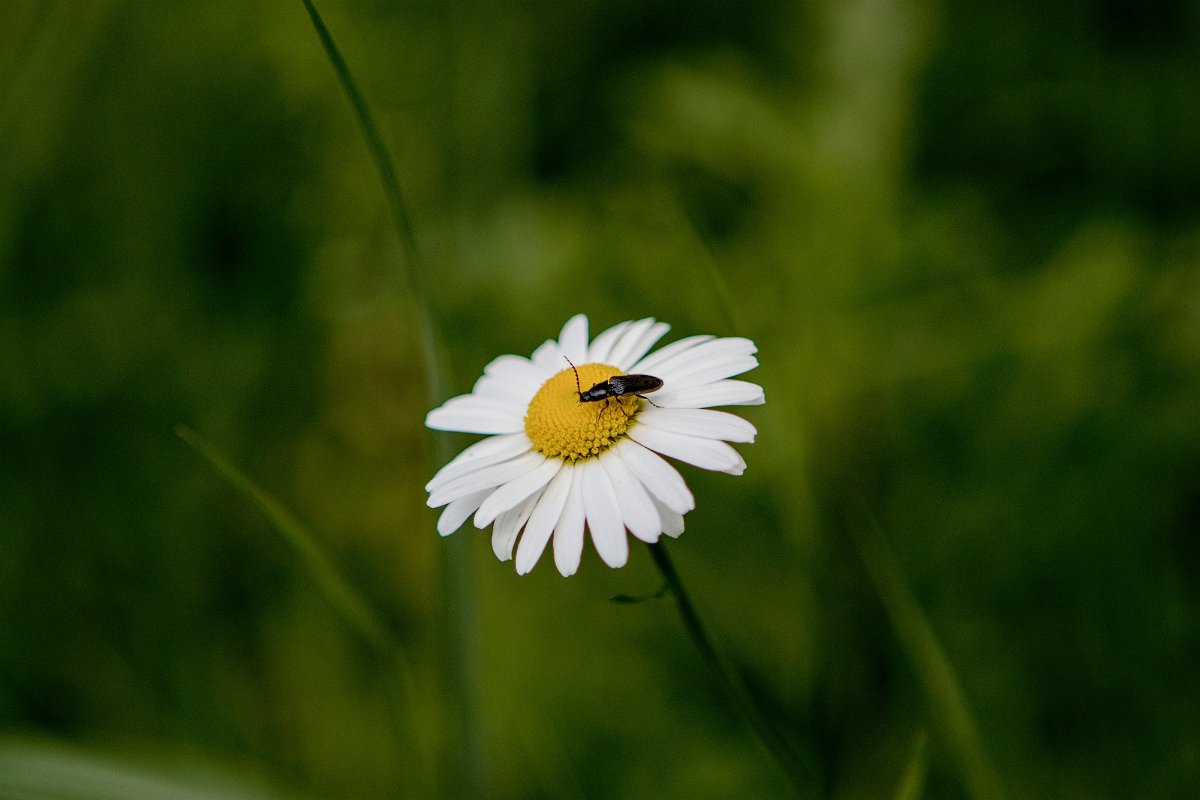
425;314;763;576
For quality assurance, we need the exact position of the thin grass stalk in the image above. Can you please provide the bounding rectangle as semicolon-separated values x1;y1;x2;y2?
852;511;1006;800
298;2;484;795
177;425;390;647
176;427;435;792
299;0;444;404
892;730;930;800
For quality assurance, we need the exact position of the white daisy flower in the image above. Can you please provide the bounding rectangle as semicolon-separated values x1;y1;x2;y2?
425;314;764;576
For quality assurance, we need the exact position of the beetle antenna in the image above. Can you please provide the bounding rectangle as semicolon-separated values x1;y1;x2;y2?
563;356;582;397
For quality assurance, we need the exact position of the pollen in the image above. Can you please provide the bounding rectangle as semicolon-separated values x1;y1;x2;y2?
524;363;641;461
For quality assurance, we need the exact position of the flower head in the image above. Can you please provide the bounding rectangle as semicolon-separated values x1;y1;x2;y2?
425;314;763;576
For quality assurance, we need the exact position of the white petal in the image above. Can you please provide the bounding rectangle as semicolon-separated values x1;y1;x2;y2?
600;450;662;543
652;379;765;409
603;318;654;369
557;314;590;364
515;464;574;574
426;433;531;492
628;334;714;375
553;468;586;576
471;373;539;407
667;355;759;387
437;490;488;536
427;450;546;507
612;438;694;514
492;492;538;562
612;321;671;370
651;337;759;385
474;456;561;528
484;354;544;386
426;395;524;434
586;320;631;365
530;338;563;375
636;407;757;443
627;425;746;476
579;457;629;568
652;496;686;538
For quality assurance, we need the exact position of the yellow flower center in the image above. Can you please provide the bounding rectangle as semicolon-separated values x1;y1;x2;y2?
524;363;641;461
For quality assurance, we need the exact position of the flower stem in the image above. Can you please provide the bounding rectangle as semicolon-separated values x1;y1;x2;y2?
647;541;814;797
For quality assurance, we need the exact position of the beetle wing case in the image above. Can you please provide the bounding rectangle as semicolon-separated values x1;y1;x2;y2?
607;374;664;396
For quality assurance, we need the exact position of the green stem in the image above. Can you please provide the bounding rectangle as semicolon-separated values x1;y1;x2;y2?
299;2;483;796
299;0;444;404
647;542;814;796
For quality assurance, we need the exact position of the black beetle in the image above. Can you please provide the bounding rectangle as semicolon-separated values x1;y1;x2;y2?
565;357;663;413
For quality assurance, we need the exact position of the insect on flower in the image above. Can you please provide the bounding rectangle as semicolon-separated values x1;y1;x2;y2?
565;356;663;416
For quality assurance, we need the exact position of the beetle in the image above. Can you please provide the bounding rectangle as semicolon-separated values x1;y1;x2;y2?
564;356;663;414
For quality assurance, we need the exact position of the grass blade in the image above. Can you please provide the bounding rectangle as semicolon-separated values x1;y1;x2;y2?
298;0;444;404
176;425;389;649
296;3;485;795
852;511;1006;800
0;738;289;800
892;730;929;800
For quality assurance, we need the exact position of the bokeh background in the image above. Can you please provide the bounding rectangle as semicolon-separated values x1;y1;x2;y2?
2;1;1198;798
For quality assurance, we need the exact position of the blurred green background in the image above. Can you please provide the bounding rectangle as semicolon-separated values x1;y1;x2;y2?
2;1;1198;798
